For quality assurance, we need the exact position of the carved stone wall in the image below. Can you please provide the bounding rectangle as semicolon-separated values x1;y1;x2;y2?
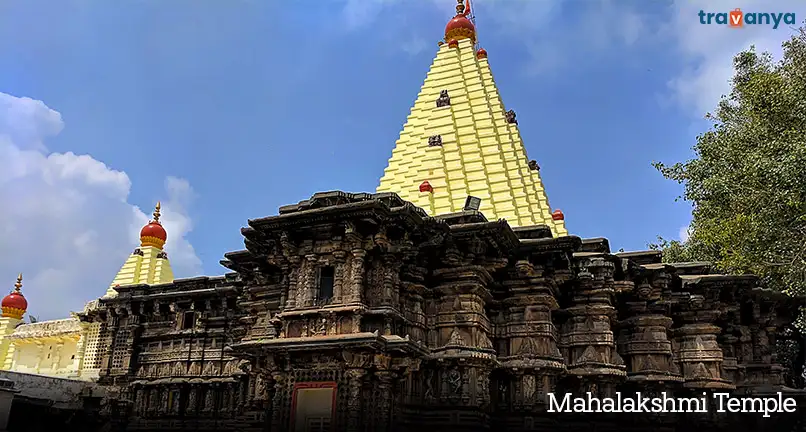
83;192;805;432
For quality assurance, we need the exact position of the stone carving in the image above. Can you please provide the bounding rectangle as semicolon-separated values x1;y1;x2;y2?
436;90;451;107
528;160;539;171
428;135;443;147
84;191;804;431
448;368;462;395
505;109;517;124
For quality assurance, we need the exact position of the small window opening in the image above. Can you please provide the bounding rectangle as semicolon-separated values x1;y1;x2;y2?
181;311;196;329
317;266;335;303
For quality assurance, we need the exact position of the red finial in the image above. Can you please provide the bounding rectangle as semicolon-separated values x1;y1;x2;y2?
552;209;565;221
140;202;168;249
476;48;487;59
419;181;434;193
447;39;459;48
445;0;476;43
2;274;27;319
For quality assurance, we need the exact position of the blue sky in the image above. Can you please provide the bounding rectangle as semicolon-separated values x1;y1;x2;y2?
0;0;803;319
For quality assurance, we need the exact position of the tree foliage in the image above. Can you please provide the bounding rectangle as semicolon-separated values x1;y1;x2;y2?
652;25;806;297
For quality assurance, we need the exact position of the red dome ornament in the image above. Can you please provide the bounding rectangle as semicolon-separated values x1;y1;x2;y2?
552;209;565;221
476;48;487;59
140;202;167;249
447;39;459;48
419;181;434;193
445;0;476;43
2;274;27;320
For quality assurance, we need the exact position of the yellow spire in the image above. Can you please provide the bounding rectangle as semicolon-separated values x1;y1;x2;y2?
377;5;567;236
13;274;21;293
106;201;173;297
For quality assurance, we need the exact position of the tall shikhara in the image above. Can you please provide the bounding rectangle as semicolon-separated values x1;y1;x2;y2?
377;0;567;236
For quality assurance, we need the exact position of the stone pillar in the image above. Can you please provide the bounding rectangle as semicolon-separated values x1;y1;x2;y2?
562;258;626;382
333;251;347;303
171;386;181;415
619;312;682;382
375;371;394;430
187;386;198;413
304;254;319;306
33;342;44;373
147;388;158;415
346;369;365;432
285;257;302;309
270;373;287;431
51;341;64;372
475;367;491;408
349;250;366;304
673;294;733;389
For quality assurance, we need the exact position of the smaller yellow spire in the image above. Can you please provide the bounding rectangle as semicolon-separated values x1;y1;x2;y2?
13;274;21;293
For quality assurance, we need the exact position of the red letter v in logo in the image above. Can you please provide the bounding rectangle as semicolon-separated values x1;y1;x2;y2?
729;8;743;27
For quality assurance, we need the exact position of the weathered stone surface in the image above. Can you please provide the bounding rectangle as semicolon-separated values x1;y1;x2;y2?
77;192;805;432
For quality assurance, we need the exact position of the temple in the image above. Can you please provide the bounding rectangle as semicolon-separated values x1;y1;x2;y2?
0;203;174;382
1;1;804;432
377;1;566;236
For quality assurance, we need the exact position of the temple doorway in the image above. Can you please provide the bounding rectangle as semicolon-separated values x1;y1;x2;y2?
291;382;336;432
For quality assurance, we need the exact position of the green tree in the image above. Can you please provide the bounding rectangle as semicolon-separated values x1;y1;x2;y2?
652;25;806;297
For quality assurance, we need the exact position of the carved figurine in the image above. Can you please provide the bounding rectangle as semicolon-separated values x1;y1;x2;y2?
448;368;462;394
424;369;435;400
436;90;451;107
505;109;517;124
428;135;443;147
314;317;327;335
527;160;539;171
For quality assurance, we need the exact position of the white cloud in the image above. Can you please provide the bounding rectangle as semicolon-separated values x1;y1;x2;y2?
666;0;805;116
679;225;691;242
0;92;202;321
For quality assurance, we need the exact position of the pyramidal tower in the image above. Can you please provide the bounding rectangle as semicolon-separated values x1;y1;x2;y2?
377;0;567;236
105;202;174;297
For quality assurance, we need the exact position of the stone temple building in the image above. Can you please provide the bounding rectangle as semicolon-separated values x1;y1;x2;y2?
2;1;805;431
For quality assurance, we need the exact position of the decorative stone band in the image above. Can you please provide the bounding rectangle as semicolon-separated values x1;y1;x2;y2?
445;27;475;42
140;236;166;249
1;306;24;319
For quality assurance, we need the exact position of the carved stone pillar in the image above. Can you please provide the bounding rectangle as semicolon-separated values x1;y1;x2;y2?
160;388;170;414
304;254;319;306
561;258;626;385
51;341;64;372
619;312;682;382
346;369;365;432
333;250;347;303
204;385;215;411
147;388;158;415
170;386;181;415
673;294;733;389
375;371;394;430
285;256;302;309
475;367;491;408
349;249;366;304
187;386;198;413
270;373;287;431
